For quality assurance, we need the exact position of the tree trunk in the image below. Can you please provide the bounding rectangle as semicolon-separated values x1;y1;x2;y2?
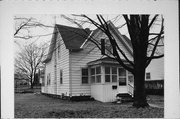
133;66;149;108
30;76;34;89
133;45;149;108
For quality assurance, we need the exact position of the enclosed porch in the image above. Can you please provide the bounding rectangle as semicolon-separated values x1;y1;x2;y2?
87;57;134;102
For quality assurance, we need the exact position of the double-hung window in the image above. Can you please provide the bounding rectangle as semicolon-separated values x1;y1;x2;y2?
90;66;101;83
91;68;95;83
105;66;111;83
96;66;101;83
112;67;117;82
146;72;151;80
60;70;63;84
82;68;88;84
105;67;118;83
118;68;126;85
47;73;51;85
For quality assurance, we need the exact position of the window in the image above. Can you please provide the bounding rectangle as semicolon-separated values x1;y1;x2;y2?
46;75;49;85
90;66;101;83
47;73;51;85
60;70;63;84
128;71;134;83
146;72;151;79
82;68;88;84
104;39;113;55
96;66;101;83
105;66;111;82
118;68;126;85
112;67;117;82
105;67;117;83
91;68;95;83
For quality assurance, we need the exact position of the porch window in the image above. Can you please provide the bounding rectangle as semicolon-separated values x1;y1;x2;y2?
91;68;95;83
112;67;117;82
81;68;88;84
60;70;63;84
96;66;101;83
105;66;111;82
118;68;126;85
90;66;101;83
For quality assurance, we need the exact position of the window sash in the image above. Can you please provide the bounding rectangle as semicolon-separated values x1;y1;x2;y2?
119;77;126;85
60;70;63;84
82;76;88;84
146;72;151;79
105;75;111;82
82;68;89;84
91;66;101;83
112;75;117;82
105;66;110;74
119;68;126;76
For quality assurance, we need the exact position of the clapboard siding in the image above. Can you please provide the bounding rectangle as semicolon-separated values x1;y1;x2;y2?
42;32;70;96
42;59;55;94
69;30;133;97
69;41;102;96
146;57;164;80
56;33;70;96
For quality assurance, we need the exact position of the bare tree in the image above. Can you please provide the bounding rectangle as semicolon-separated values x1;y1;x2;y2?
63;14;164;107
14;17;54;40
15;43;47;89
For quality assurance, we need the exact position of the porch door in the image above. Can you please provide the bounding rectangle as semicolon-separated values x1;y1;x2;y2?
118;68;128;94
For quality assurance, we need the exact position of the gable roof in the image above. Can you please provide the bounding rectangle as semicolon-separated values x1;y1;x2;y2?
43;24;91;63
81;21;133;55
56;24;91;49
43;21;133;63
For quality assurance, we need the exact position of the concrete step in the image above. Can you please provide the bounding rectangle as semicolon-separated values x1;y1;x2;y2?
116;93;133;103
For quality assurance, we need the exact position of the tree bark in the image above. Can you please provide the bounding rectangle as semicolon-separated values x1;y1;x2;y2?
133;66;149;108
133;42;149;108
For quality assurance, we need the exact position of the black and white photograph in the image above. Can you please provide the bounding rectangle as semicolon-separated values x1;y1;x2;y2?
14;14;164;118
0;0;179;118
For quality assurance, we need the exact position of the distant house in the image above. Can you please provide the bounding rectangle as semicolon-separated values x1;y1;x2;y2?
41;21;164;102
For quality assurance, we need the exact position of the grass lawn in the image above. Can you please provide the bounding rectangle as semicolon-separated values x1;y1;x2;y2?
15;93;164;118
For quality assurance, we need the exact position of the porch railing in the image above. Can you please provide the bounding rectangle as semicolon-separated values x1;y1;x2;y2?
128;83;134;97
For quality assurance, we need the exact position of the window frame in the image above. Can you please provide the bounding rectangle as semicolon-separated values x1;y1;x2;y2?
111;67;117;83
95;66;101;83
60;69;63;84
146;72;151;80
81;68;89;84
90;66;102;84
118;68;127;86
104;66;118;83
105;66;111;83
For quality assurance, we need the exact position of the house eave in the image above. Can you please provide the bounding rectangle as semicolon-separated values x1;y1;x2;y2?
87;57;129;66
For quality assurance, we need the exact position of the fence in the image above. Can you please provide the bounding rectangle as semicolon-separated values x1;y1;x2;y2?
145;80;164;95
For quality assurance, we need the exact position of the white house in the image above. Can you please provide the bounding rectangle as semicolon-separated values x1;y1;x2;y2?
41;21;164;102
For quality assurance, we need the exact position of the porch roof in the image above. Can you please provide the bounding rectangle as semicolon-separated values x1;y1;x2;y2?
87;57;128;66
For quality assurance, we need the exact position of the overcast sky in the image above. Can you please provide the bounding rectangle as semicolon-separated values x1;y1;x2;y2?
14;14;129;54
14;14;162;56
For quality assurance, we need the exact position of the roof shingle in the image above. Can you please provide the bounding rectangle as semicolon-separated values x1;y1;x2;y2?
56;24;91;50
